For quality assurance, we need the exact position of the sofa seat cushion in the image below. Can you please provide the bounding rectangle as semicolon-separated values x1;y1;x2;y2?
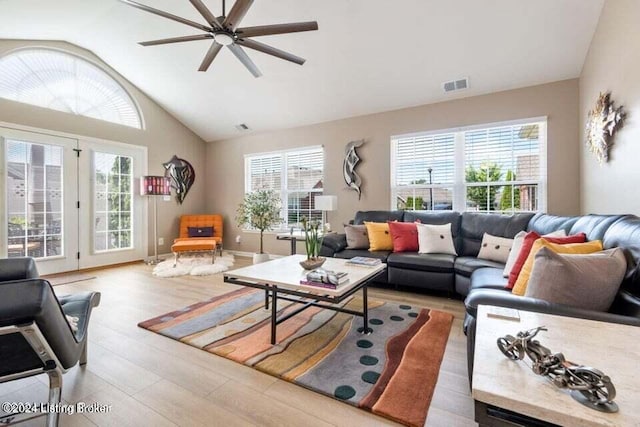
455;256;505;277
386;252;455;273
333;249;391;262
470;267;508;291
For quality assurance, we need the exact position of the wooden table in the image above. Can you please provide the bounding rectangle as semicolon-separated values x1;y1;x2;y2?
223;255;386;345
472;305;640;427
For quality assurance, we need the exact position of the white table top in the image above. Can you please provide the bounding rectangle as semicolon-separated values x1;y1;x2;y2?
472;305;640;427
224;254;386;297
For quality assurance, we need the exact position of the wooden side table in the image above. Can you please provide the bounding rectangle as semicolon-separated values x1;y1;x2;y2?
472;305;640;427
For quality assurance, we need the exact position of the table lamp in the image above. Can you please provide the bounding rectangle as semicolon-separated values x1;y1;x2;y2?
140;176;171;264
314;195;338;232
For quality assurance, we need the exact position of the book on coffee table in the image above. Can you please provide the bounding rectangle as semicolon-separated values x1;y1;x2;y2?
345;256;382;267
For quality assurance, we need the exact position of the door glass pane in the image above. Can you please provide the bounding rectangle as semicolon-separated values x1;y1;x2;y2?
94;152;133;252
6;140;64;258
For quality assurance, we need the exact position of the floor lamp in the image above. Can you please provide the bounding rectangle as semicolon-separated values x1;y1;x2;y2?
141;176;171;265
314;195;338;232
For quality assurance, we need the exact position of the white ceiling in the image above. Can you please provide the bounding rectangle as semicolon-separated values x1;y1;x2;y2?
0;0;604;141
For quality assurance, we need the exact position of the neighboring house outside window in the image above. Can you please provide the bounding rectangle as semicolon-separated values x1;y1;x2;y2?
391;119;546;213
245;146;324;229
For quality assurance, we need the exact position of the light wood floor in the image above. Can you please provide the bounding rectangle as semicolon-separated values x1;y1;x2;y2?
0;257;477;427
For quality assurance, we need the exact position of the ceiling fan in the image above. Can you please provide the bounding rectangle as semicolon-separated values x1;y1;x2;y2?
119;0;318;77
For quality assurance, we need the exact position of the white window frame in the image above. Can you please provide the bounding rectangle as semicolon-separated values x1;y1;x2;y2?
244;145;324;231
391;117;547;213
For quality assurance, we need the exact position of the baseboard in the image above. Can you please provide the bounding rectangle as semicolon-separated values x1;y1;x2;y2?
225;250;284;260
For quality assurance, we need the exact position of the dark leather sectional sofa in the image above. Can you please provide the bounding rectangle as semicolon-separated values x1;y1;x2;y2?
320;210;640;382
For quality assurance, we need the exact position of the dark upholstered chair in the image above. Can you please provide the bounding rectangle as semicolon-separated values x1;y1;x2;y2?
0;258;101;427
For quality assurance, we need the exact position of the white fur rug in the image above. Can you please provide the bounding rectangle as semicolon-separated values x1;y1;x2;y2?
153;253;235;278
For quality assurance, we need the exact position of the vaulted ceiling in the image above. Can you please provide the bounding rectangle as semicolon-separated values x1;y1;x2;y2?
0;0;604;141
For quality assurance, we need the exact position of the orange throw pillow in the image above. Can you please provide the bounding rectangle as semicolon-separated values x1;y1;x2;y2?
511;239;603;296
507;231;587;289
364;221;394;251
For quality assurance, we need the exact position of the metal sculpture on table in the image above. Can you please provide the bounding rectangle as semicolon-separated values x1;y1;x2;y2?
163;155;195;205
586;92;625;164
497;326;618;413
343;139;365;199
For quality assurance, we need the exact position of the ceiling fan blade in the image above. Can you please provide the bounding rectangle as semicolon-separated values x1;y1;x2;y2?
198;42;223;72
139;34;213;46
223;0;254;31
189;0;223;29
237;22;318;38
236;39;305;65
119;0;213;32
227;44;262;78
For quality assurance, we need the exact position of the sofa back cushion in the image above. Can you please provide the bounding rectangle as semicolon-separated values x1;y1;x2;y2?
353;211;404;225
460;212;534;257
568;214;626;242
527;213;578;235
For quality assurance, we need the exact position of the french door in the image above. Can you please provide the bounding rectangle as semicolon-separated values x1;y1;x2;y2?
0;127;79;275
1;126;147;274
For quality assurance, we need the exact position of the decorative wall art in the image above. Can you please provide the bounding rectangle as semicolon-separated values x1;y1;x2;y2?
163;155;195;204
586;92;626;164
343;139;365;199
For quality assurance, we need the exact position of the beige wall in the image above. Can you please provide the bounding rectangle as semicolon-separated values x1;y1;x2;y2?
0;40;207;257
206;79;580;256
579;0;640;215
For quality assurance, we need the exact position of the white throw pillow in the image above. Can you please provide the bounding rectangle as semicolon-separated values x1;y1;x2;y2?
477;233;513;263
417;223;457;255
502;229;567;277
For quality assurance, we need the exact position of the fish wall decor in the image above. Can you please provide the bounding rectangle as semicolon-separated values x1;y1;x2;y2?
343;139;365;199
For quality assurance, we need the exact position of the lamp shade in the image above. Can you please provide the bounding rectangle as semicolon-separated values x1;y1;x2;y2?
314;195;338;211
140;175;171;196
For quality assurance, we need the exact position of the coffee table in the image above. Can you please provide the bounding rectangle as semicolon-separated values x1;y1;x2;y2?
223;255;386;345
472;305;640;427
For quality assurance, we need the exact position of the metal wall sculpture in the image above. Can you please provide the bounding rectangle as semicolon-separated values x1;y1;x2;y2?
163;155;195;205
343;139;365;200
586;92;625;164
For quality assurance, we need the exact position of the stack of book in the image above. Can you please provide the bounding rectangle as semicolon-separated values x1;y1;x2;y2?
345;256;382;267
300;268;349;289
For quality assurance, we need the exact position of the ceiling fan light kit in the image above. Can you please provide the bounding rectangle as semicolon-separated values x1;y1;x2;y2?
120;0;318;77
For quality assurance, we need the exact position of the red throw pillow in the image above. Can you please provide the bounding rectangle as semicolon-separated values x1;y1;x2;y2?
506;231;587;289
388;221;419;252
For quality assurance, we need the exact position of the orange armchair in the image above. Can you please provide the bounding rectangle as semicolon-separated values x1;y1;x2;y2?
171;215;223;266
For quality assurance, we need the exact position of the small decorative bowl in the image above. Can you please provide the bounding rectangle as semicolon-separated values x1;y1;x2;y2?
300;257;326;270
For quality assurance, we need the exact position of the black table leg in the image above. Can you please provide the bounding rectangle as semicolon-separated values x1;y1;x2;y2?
290;237;296;255
264;289;269;309
271;286;278;344
360;284;372;334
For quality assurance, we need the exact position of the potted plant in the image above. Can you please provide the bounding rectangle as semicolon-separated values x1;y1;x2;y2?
236;189;282;264
300;216;325;270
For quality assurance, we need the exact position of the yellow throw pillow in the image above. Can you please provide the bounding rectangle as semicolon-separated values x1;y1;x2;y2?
512;239;603;296
364;221;393;251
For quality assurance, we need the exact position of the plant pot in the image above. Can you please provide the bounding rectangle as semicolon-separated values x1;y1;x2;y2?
253;253;270;264
300;257;326;270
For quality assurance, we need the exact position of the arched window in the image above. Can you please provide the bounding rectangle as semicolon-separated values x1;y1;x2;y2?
0;48;143;129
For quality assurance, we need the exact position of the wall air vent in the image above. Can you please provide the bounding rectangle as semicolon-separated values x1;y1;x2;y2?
235;123;250;131
443;77;469;93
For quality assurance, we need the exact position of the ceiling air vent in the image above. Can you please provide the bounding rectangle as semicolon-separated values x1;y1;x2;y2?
443;77;469;93
235;123;250;131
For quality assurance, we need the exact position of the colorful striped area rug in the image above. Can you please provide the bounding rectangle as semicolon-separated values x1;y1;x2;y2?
138;287;454;426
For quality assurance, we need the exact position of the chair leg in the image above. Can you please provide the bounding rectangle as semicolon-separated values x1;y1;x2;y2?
46;369;62;427
80;338;88;366
211;249;215;264
173;252;179;268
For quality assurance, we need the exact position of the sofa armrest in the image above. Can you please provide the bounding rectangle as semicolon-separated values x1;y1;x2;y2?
465;289;640;327
320;233;347;257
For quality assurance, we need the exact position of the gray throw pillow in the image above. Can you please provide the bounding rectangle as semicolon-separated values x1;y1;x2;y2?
344;224;369;249
525;247;626;311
